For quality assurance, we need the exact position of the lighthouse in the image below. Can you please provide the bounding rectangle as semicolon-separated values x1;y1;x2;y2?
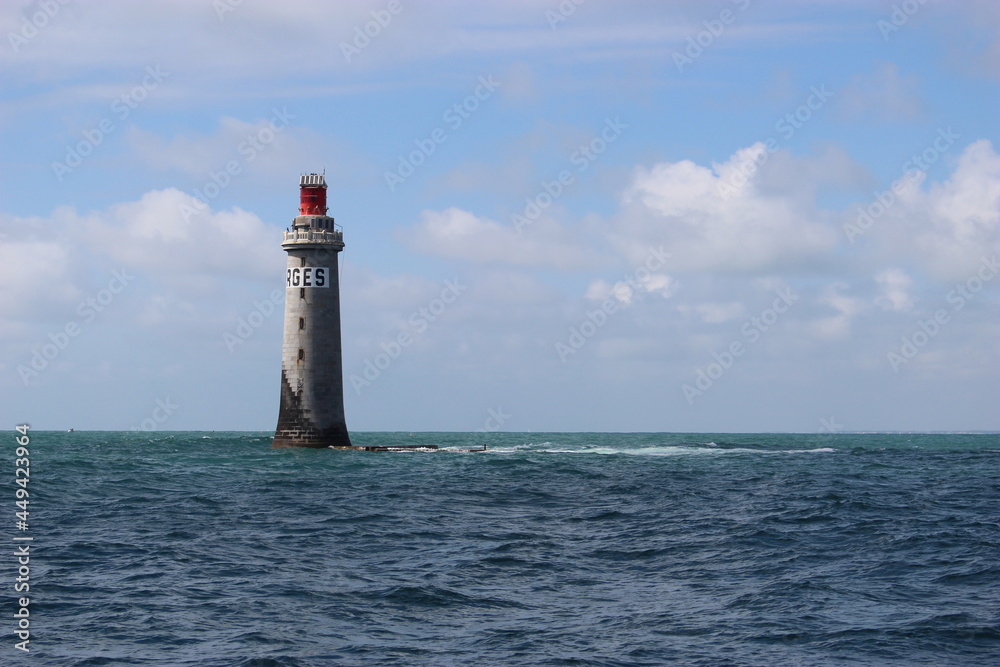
272;173;352;449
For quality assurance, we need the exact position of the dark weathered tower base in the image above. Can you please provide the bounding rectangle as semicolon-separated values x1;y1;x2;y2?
272;372;353;448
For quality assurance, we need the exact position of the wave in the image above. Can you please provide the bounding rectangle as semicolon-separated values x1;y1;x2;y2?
470;445;836;456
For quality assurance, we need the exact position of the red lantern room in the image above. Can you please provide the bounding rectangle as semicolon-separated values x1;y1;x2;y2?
298;173;327;215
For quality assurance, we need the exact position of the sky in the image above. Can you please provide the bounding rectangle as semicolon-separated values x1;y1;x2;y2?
1;0;998;433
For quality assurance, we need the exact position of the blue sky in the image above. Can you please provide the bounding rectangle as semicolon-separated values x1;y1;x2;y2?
1;0;998;432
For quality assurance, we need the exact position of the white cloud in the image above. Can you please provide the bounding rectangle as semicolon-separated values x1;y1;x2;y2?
874;269;914;312
82;188;282;280
0;189;282;338
584;273;677;305
637;272;677;300
0;189;296;402
753;143;872;202
869;140;1000;280
809;282;864;340
0;236;79;320
695;302;746;324
0;0;856;107
615;143;839;273
401;206;600;270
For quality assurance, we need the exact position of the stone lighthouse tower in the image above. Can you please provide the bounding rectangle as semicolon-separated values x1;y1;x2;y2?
272;173;352;448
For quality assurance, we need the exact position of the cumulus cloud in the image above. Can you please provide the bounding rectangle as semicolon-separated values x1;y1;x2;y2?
400;138;1000;313
0;189;282;337
909;140;1000;275
80;188;282;280
863;140;1000;280
0;189;296;399
613;143;839;273
0;236;79;322
753;143;871;202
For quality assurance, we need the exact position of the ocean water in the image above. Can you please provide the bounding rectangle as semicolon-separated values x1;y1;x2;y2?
14;431;1000;666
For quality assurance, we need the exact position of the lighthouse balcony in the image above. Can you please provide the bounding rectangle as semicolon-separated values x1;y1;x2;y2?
282;228;344;245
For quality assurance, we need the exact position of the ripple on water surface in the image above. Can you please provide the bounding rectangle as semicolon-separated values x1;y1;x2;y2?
23;431;1000;666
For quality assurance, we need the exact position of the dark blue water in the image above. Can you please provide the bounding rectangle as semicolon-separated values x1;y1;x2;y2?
13;432;1000;665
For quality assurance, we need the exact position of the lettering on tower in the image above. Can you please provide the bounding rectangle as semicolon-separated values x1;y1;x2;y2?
286;267;330;288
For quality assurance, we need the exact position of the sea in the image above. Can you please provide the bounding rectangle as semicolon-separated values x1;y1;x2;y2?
12;431;1000;666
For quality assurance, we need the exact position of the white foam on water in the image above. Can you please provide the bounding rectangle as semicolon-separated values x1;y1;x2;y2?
486;446;838;456
444;444;837;456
